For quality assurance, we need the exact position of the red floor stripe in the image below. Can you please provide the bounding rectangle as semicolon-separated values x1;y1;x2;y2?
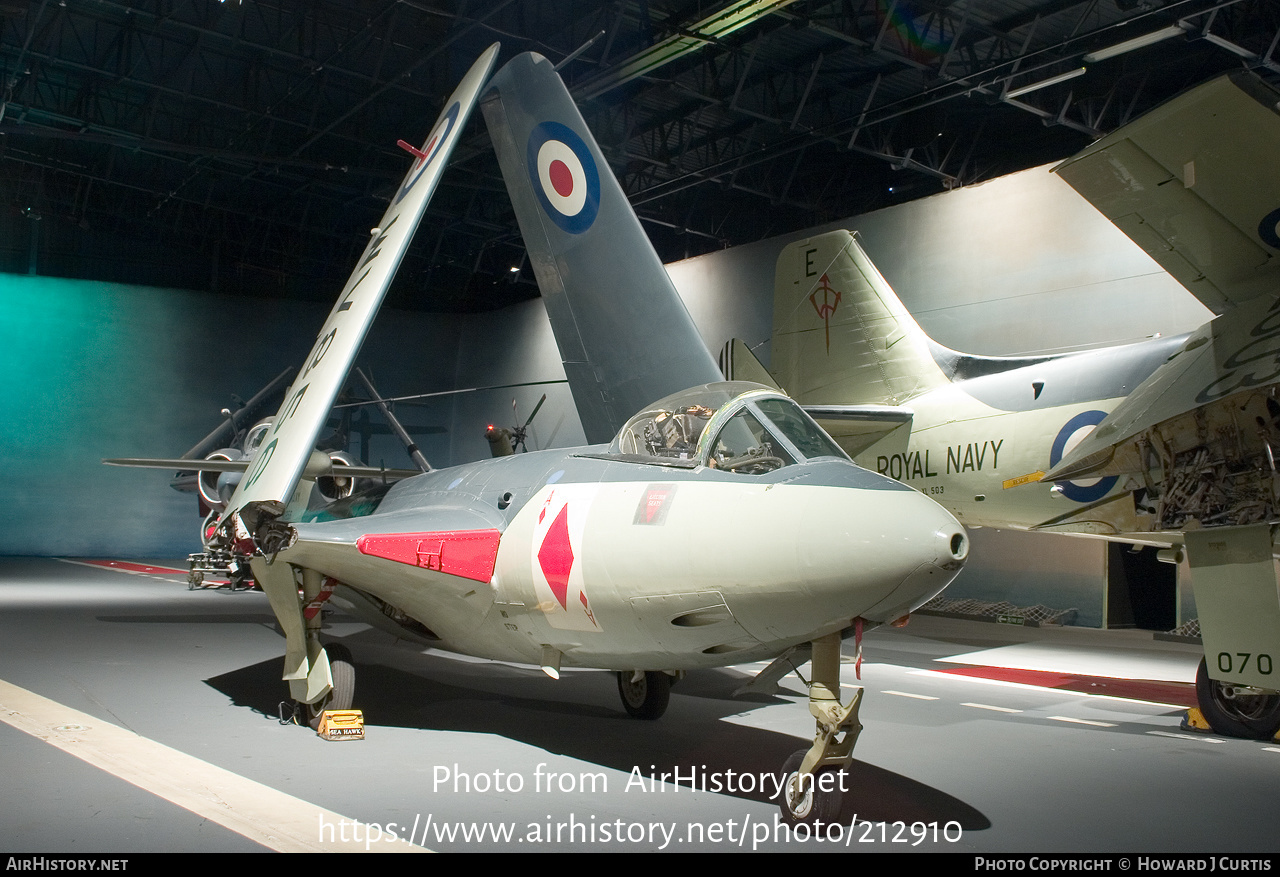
77;560;189;576
74;559;232;586
935;665;1197;707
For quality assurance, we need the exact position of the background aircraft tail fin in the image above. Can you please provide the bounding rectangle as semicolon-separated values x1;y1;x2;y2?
480;52;722;444
720;339;781;390
772;229;952;406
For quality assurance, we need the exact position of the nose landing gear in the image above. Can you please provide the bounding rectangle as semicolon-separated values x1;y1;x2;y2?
779;632;862;828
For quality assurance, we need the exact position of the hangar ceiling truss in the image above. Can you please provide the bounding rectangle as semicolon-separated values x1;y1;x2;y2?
0;0;1275;310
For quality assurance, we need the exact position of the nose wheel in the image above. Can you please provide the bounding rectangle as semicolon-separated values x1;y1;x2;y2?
780;748;845;825
779;632;862;828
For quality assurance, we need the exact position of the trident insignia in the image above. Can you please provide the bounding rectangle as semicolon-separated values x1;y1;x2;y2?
809;273;842;353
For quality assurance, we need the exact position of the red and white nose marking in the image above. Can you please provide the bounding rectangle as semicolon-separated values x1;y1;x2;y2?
536;139;588;218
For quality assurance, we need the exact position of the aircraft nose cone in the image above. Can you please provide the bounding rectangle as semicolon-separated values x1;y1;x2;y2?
792;476;967;626
860;491;967;622
932;518;969;570
637;465;968;646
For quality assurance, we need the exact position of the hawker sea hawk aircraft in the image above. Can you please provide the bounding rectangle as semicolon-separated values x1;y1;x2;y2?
736;71;1280;740
123;45;968;827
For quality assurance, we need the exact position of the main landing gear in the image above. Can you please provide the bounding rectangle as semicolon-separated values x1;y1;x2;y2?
778;632;862;828
252;557;357;729
617;671;673;719
1194;657;1280;740
1180;527;1280;741
305;643;356;730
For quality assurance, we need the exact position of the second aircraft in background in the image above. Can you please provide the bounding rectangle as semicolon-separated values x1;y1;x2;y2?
736;71;1280;741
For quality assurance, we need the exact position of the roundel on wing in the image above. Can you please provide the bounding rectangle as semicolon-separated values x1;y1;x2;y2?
1050;410;1119;504
526;121;600;234
395;101;460;205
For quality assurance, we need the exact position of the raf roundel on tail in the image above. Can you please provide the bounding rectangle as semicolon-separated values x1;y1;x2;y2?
527;121;600;234
1259;207;1280;251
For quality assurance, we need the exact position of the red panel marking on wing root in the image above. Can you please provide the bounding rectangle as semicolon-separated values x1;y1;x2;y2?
357;529;502;583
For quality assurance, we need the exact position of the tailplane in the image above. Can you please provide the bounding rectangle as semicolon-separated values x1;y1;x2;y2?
772;230;952;406
480;53;722;444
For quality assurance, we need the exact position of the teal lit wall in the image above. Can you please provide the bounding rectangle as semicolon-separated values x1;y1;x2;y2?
0;274;579;557
3;275;211;555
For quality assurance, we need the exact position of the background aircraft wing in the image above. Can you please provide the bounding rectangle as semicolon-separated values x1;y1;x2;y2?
176;367;295;464
104;457;420;481
222;44;499;534
1054;72;1280;315
1046;291;1280;482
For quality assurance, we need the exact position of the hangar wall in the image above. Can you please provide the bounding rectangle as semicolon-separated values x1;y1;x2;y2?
3;163;1210;627
0;276;579;558
667;163;1211;358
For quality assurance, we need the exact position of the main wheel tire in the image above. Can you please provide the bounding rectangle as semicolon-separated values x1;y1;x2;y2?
778;748;844;828
617;671;671;720
306;643;356;730
1196;657;1280;740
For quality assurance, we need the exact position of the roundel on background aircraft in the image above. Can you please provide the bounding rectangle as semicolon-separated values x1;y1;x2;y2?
1050;410;1119;503
1258;207;1280;251
395;101;460;205
526;121;600;234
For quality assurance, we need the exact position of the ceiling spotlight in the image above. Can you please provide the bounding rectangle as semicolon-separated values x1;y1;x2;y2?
576;0;795;100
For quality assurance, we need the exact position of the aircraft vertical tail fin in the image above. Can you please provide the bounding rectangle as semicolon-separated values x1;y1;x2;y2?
480;53;722;444
772;229;952;406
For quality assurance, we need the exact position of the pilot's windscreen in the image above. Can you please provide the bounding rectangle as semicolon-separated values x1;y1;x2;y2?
754;398;848;461
711;409;793;474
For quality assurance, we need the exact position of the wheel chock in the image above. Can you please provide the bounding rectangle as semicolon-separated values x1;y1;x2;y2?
1180;707;1213;732
317;709;365;741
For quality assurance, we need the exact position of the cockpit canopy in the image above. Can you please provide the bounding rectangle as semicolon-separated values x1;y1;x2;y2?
611;381;849;474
